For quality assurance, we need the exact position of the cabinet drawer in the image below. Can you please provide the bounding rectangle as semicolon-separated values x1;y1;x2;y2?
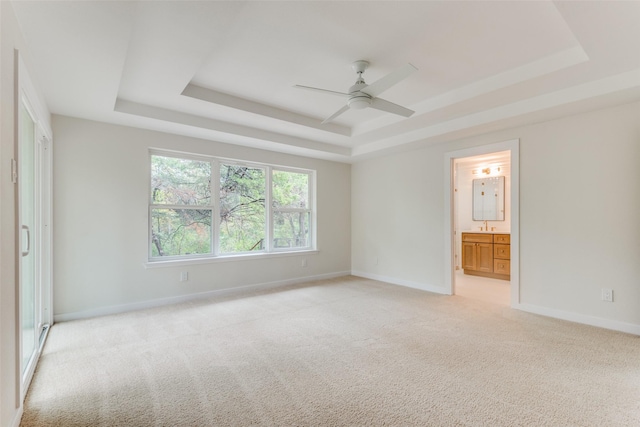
494;259;510;275
461;233;493;243
494;234;510;244
494;244;510;259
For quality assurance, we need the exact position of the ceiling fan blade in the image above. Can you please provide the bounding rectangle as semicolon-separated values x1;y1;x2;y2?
321;105;350;124
360;63;418;98
293;85;350;97
370;97;415;118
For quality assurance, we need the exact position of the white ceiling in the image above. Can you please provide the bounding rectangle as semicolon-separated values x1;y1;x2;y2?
11;1;640;163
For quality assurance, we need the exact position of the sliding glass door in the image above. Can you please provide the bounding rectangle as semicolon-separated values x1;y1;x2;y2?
20;102;38;377
19;97;50;387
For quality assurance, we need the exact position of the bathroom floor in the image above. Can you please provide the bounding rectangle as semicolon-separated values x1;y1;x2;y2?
454;269;510;305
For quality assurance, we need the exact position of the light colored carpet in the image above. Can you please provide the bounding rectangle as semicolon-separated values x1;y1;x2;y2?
21;276;640;426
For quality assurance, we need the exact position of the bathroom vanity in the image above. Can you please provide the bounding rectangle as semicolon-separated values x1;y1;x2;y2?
461;232;510;280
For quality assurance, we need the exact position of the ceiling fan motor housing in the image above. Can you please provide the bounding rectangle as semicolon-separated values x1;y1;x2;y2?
352;60;370;74
348;80;372;109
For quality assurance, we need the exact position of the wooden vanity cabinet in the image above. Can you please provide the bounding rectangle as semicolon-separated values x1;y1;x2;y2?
461;234;493;273
461;233;510;280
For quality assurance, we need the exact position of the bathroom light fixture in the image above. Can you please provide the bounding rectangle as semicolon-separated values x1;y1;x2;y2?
473;166;502;176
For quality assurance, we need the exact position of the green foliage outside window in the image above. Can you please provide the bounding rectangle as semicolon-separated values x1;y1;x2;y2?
150;155;212;257
272;170;308;209
272;171;310;248
150;153;312;259
151;156;210;205
219;165;265;254
151;208;211;257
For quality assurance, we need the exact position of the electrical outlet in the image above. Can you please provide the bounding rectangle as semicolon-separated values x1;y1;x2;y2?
180;271;189;282
601;288;613;302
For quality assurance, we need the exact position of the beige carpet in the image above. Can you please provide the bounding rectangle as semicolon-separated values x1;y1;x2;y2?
21;276;640;426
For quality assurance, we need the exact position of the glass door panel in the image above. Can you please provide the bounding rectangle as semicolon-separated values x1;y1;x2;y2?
20;102;38;376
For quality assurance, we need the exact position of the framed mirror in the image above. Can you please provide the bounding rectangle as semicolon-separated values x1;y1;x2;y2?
472;176;505;221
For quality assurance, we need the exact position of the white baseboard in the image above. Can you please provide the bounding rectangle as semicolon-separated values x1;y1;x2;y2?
516;303;640;336
54;271;351;322
351;271;639;336
351;270;449;295
53;270;639;336
11;406;23;427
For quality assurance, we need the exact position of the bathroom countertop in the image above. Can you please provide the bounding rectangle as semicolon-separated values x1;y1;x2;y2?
462;230;510;234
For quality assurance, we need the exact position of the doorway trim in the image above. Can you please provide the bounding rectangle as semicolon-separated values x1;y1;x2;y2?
444;139;520;306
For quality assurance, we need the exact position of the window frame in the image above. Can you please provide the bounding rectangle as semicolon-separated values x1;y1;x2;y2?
217;160;268;256
270;167;314;253
148;151;215;261
148;149;316;264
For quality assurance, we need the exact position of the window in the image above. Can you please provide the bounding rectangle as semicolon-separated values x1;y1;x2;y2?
219;164;266;254
149;151;314;261
150;155;213;258
272;169;310;249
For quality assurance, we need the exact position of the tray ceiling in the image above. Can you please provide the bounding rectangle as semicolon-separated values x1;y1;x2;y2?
11;1;640;162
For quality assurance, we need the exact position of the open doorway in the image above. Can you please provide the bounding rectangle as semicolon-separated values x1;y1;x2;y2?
444;140;519;306
454;151;511;305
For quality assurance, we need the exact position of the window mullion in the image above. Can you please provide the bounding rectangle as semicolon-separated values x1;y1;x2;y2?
265;166;272;252
272;208;309;213
148;205;153;259
212;159;220;257
310;170;316;250
149;204;213;210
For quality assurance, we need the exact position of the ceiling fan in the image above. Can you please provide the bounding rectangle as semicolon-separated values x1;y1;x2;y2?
294;60;418;124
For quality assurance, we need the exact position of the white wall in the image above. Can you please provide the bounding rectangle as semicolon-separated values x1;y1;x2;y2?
0;4;14;425
352;101;640;333
52;116;351;319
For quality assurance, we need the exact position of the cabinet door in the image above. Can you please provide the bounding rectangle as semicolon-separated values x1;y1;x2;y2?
476;243;494;272
462;242;477;270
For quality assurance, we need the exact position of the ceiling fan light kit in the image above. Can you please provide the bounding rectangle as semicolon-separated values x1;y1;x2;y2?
294;60;418;124
347;96;372;110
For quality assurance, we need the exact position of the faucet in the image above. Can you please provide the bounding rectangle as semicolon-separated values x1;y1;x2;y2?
483;220;488;231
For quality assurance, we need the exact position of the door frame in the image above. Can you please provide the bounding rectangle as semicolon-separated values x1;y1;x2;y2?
444;139;520;306
15;51;53;401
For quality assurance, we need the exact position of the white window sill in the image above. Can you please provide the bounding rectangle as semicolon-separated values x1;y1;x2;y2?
143;249;319;269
